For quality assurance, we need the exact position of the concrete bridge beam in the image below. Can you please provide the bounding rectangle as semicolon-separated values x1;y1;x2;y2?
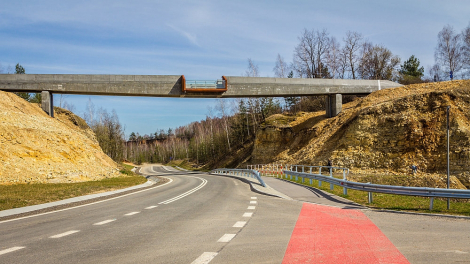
325;94;342;118
41;91;54;117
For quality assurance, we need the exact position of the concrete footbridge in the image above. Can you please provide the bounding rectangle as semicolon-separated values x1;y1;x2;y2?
0;74;401;117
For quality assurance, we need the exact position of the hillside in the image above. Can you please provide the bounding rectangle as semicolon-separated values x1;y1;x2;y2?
249;80;470;189
0;91;120;184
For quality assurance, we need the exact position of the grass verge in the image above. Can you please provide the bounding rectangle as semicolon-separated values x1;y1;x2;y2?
0;163;147;211
272;174;470;217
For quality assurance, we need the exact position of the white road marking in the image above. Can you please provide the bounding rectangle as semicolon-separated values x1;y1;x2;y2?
250;201;257;204
159;177;207;204
0;177;173;224
145;206;158;209
0;247;25;256
124;212;140;216
49;230;80;238
93;219;116;225
247;206;256;210
217;233;236;242
191;252;218;264
251;197;257;199
233;221;246;228
243;212;253;217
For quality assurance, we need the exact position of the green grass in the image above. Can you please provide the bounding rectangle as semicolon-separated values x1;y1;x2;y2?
271;173;470;217
0;163;147;211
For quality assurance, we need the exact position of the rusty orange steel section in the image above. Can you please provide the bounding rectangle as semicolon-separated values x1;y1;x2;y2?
182;75;228;93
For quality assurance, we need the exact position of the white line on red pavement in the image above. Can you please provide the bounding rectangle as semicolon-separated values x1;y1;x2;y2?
49;230;80;238
191;252;218;264
217;234;236;243
0;247;25;256
93;219;116;225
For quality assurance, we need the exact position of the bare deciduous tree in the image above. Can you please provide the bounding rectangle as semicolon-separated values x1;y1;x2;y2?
435;25;464;80
293;28;330;78
342;31;363;79
462;23;470;74
273;54;289;78
245;58;259;77
359;44;400;80
325;37;341;78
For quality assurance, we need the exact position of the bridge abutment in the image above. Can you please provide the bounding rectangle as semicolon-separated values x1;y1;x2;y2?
41;91;54;117
325;94;342;117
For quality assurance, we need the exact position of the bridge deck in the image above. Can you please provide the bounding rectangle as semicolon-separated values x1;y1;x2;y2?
0;74;401;98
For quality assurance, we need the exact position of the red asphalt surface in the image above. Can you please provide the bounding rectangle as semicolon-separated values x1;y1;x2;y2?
282;203;409;264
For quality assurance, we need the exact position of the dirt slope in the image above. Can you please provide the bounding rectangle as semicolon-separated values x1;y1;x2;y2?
252;80;470;189
0;91;119;184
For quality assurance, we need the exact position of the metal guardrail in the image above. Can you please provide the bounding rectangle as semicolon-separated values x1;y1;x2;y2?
210;169;266;187
248;164;470;210
186;80;226;89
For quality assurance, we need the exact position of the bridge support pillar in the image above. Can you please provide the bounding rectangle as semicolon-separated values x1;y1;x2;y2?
325;94;342;117
41;91;54;117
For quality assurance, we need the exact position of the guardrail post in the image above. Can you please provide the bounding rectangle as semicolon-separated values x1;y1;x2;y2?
330;167;334;191
302;177;304;183
310;178;313;185
430;197;434;211
343;169;347;195
319;167;322;187
302;166;304;173
367;183;373;203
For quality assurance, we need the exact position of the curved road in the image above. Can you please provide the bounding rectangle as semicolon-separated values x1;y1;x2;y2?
0;165;301;263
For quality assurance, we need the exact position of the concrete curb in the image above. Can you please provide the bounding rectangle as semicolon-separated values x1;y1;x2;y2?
0;178;156;218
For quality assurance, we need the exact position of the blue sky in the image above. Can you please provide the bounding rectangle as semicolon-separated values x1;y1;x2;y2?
1;0;469;137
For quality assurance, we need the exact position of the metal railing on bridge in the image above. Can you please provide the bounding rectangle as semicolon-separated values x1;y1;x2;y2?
248;164;470;210
186;80;226;89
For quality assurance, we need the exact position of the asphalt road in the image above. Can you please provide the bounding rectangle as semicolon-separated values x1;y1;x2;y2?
0;165;302;264
264;176;470;264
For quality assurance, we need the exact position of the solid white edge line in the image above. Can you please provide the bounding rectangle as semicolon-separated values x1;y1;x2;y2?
159;177;207;204
243;212;253;217
161;178;207;203
191;252;218;264
93;219;116;225
0;177;173;224
124;212;140;216
217;233;236;243
49;230;80;238
145;206;158;209
247;206;256;210
233;221;246;228
0;246;25;255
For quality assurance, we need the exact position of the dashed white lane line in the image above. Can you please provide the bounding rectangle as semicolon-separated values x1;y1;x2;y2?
250;201;257;204
159;177;207;204
233;221;246;228
124;212;140;216
0;247;25;256
93;219;116;225
49;230;80;238
145;206;158;209
251;197;257;199
191;252;218;264
243;212;253;217
217;234;236;243
247;206;256;210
